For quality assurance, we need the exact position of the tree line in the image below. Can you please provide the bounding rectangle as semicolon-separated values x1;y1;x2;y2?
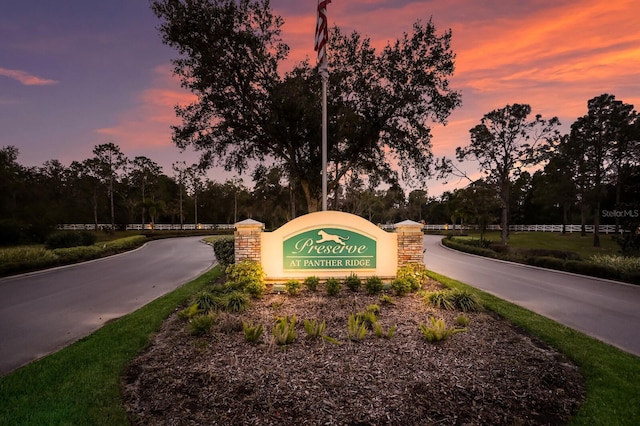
2;1;638;247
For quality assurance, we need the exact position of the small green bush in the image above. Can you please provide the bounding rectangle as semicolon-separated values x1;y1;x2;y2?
224;291;250;312
525;256;566;271
303;276;320;292
273;315;297;345
390;277;411;296
226;260;266;298
188;314;214;336
304;319;326;339
455;315;471;327
365;304;380;314
373;322;396;339
426;290;454;310
177;303;202;320
442;238;497;258
285;279;302;296
356;310;378;330
379;294;395;305
242;321;263;343
365;276;384;295
347;314;367;341
226;259;265;283
565;260;619;280
194;291;223;313
450;289;480;312
397;263;428;291
213;237;235;266
325;278;342;296
589;254;640;275
344;273;362;292
45;231;96;249
419;317;466;342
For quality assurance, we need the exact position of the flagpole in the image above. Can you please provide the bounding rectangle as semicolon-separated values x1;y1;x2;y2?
322;73;328;211
315;0;331;212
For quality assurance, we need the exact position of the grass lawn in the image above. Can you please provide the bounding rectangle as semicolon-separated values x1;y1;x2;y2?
428;271;640;425
0;267;223;425
459;230;622;259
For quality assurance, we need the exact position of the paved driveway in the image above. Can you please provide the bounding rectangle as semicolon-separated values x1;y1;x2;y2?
0;236;216;375
423;235;640;357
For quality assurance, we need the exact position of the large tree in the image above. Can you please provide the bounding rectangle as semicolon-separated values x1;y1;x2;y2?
453;104;559;245
92;143;128;229
567;94;638;246
151;0;461;212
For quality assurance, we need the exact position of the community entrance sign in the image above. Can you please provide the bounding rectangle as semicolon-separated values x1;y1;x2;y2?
234;211;424;282
260;211;398;281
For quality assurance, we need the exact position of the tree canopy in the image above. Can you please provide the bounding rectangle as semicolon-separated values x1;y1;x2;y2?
151;0;461;212
450;103;560;244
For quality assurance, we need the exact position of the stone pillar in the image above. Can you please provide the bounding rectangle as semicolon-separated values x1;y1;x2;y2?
394;220;424;268
234;219;265;263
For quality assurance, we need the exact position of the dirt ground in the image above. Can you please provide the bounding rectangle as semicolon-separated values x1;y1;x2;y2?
121;278;585;425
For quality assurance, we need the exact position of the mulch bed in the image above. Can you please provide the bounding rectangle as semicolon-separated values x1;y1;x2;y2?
121;279;585;425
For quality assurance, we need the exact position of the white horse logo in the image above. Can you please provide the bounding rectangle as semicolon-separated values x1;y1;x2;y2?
316;230;349;246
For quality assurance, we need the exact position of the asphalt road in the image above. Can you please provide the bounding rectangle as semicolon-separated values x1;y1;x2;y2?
423;235;640;357
0;236;216;376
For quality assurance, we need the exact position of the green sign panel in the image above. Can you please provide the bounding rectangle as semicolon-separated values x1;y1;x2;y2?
283;228;376;270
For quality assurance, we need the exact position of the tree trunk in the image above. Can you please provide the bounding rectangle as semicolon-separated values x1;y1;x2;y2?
500;181;509;245
593;201;601;247
300;180;319;213
562;202;569;235
93;187;98;232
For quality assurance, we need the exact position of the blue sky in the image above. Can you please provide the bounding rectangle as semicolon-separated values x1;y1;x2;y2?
2;0;639;196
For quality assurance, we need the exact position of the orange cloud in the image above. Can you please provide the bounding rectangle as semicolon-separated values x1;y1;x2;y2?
0;67;58;85
94;65;196;151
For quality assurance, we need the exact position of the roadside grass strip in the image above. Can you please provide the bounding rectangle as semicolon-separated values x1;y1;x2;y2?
427;270;640;426
0;267;222;425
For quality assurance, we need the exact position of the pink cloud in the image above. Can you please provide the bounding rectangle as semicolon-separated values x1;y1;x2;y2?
0;67;58;85
94;65;196;151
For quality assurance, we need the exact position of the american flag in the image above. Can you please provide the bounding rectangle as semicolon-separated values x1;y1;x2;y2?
314;0;331;77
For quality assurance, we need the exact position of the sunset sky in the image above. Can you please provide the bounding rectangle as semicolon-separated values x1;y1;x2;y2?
2;0;638;197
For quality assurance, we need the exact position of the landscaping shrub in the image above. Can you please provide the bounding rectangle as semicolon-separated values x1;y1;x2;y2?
517;248;581;261
365;276;384;295
45;231;96;249
226;260;266;298
565;260;619;280
285;279;302;296
419;317;466;342
213;237;235;266
443;238;497;258
188;314;214;336
303;276;320;292
525;256;566;271
344;273;361;292
390;277;411;296
397;263;428;291
273;315;297;345
325;277;342;296
450;289;480;312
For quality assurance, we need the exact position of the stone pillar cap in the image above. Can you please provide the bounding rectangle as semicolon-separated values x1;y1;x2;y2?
235;218;265;229
394;219;423;227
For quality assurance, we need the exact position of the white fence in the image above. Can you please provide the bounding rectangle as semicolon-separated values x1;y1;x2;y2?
56;223;235;231
58;223;624;234
382;223;624;234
